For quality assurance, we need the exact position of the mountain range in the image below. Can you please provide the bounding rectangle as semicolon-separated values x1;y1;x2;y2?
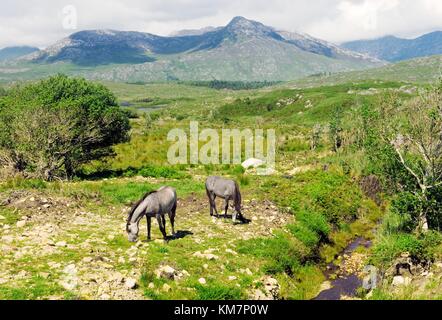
11;17;383;81
342;31;442;62
1;17;441;82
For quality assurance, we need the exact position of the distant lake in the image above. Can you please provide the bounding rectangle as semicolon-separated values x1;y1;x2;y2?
136;105;168;113
120;102;168;114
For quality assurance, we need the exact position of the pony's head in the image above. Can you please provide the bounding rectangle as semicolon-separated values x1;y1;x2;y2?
126;198;143;243
126;191;156;243
126;221;139;243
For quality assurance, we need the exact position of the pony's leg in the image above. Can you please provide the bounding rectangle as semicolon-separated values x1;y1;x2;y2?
169;204;176;237
208;193;218;217
162;215;167;234
212;195;219;217
156;214;167;241
146;216;152;240
235;204;244;222
224;198;229;219
209;198;214;217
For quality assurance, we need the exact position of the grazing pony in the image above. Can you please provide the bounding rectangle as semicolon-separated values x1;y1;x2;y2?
126;186;177;242
205;176;244;223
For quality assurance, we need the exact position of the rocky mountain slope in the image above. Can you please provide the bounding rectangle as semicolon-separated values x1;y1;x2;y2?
0;46;39;62
342;31;442;62
21;17;384;81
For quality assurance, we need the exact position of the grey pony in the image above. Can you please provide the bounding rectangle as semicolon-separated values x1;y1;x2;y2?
205;176;244;223
126;186;177;242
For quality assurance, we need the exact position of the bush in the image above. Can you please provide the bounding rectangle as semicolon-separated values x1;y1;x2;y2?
296;210;331;239
0;75;130;180
288;223;320;248
371;232;442;267
388;192;421;232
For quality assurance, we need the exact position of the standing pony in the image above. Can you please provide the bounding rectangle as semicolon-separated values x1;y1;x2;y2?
126;186;177;242
205;176;244;223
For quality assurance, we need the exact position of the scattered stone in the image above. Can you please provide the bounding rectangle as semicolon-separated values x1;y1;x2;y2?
392;275;411;287
225;249;238;255
251;276;279;300
125;278;137;289
56;241;67;247
148;283;155;289
228;276;237;281
2;235;14;243
82;257;93;263
59;264;78;291
162;284;172;292
193;251;219;260
16;270;28;279
242;158;265;170
198;278;207;285
240;268;253;276
156;265;177;280
0;215;5;220
319;281;332;292
250;289;268;300
100;294;111;300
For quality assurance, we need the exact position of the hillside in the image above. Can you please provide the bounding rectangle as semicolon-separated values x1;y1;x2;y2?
1;76;442;301
0;46;39;62
1;17;384;82
285;55;442;88
342;31;442;62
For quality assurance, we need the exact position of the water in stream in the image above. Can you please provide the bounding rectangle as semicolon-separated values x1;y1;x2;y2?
313;237;373;300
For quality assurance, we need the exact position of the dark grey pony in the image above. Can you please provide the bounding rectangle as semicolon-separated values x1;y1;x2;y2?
205;176;244;223
126;186;177;242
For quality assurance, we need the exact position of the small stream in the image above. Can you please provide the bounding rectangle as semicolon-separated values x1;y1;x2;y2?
313;237;373;300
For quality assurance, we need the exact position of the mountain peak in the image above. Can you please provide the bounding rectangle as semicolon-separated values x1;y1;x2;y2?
225;16;278;39
227;16;260;29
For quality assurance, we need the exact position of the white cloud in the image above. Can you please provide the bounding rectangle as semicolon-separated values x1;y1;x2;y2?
0;0;441;48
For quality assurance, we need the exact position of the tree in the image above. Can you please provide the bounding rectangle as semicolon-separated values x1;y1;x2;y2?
0;75;130;180
381;83;442;232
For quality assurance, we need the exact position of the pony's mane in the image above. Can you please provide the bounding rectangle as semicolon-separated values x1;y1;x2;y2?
126;190;157;230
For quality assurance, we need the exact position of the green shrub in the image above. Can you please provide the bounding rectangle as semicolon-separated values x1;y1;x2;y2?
0;75;130;180
288;223;320;248
302;174;362;224
371;233;439;267
296;210;331;239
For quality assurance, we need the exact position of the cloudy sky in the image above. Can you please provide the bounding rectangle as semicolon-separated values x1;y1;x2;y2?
1;0;441;48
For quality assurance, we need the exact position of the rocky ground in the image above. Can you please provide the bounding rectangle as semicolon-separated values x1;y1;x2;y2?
0;185;292;300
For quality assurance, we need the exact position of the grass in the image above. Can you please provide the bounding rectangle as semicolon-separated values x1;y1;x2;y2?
1;77;436;300
0;276;70;300
0;206;20;225
194;283;244;300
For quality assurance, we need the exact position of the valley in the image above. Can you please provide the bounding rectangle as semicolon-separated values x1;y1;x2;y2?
0;9;442;301
1;76;442;300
